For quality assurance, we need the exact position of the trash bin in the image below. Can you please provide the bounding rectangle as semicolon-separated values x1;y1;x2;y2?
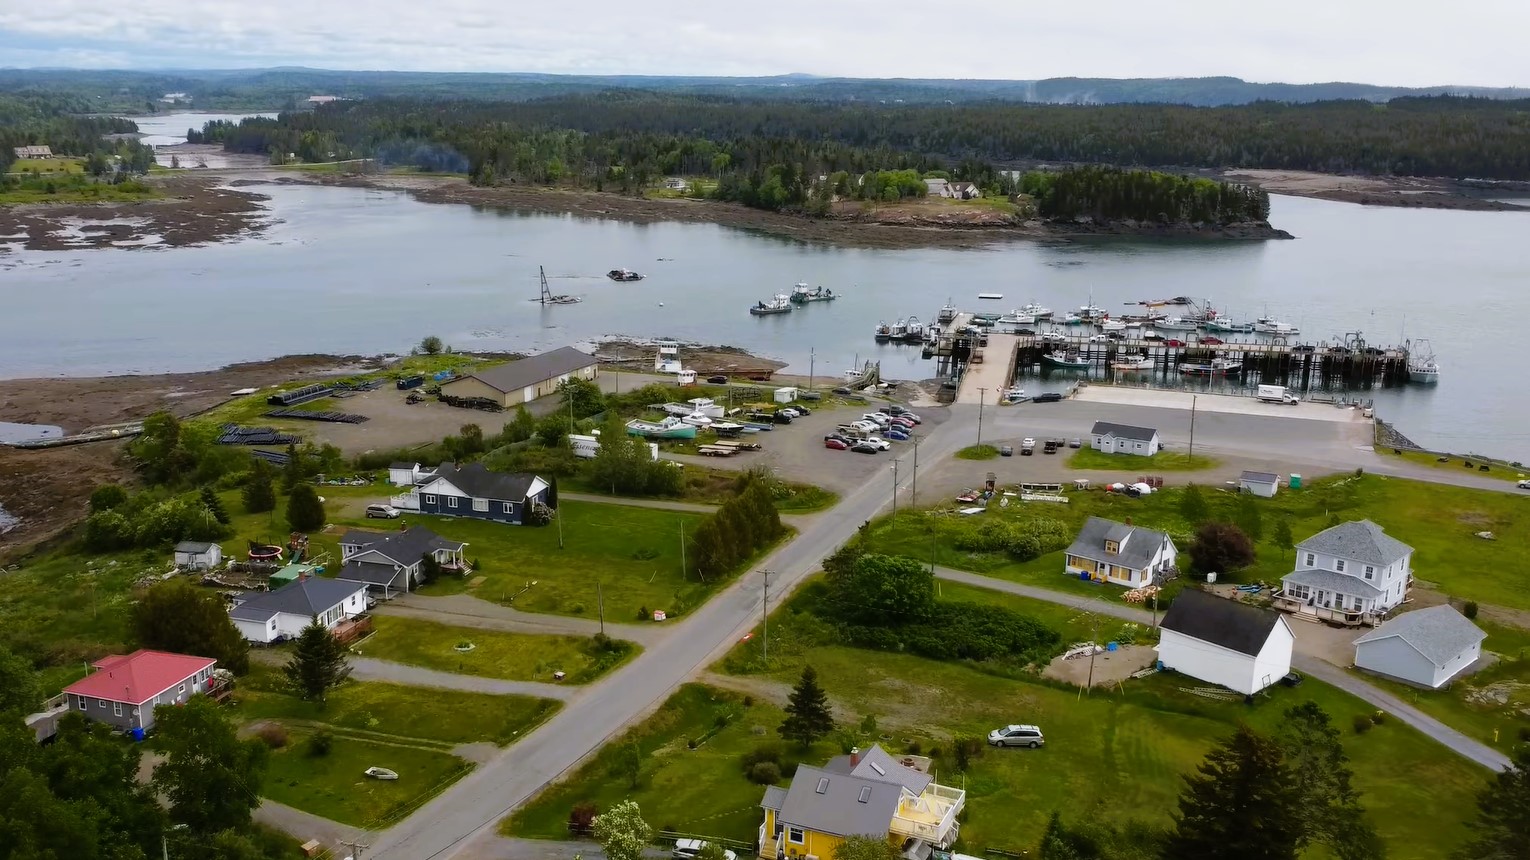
1289;473;1302;489
130;727;145;742
1106;642;1119;652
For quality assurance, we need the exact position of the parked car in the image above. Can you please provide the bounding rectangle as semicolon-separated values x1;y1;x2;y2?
861;437;892;451
850;441;881;454
888;416;916;429
706;375;729;385
674;840;737;860
987;724;1045;748
861;413;891;427
790;404;812;415
1280;672;1304;688
1163;339;1185;347
824;437;849;450
999;445;1013;457
1032;392;1063;403
1022;437;1036;449
1198;336;1225;345
365;504;401;519
1069;438;1083;448
833;387;854;395
1518;479;1530;490
779;407;803;418
824;433;849;444
885;429;910;441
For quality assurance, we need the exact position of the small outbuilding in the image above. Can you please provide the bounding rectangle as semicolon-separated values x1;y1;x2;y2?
173;541;223;570
1089;421;1161;456
387;462;435;487
1157;588;1295;696
1354;605;1486;689
1239;470;1280;498
439;346;599;409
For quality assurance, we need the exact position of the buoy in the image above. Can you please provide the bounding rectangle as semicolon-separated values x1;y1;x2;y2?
658;302;665;307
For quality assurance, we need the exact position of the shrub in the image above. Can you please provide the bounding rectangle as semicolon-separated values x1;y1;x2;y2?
307;729;333;757
906;740;922;755
1352;714;1374;734
743;695;754;707
637;606;650;621
1517;726;1530;743
860;714;878;735
255;723;289;748
1464;601;1479;620
1188;521;1256;577
567;801;598;836
953;736;984;771
748;761;782;784
1370;711;1386;725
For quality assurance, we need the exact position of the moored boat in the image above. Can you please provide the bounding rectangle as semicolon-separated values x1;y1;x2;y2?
749;294;793;316
1254;316;1300;336
1156;316;1200;331
1408;338;1440;384
978;293;1005;300
874;321;893;342
1019;302;1053;319
790;283;838;303
937;301;957;323
607;269;644;282
1179;356;1243;376
1099;318;1126;333
903;316;926;342
1203;319;1254;334
1042;350;1093;369
1112;355;1154;371
998;309;1036;325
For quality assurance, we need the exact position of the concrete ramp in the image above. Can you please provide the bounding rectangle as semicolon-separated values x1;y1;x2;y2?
956;333;1018;405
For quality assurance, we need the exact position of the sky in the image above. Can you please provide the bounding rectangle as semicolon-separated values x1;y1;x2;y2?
1;0;1527;87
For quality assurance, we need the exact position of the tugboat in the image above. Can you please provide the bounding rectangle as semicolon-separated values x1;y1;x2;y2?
789;284;837;303
607;269;644;282
874;321;893;342
1407;338;1440;384
749;294;793;316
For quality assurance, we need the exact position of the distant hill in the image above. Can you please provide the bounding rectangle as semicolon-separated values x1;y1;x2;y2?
1;68;1526;111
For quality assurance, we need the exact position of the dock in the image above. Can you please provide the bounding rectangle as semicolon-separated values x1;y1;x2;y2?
955;333;1019;405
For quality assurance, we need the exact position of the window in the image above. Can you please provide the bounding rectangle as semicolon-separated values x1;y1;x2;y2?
503;502;513;513
858;786;873;803
113;702;122;716
1335;559;1346;572
788;828;805;845
1104;540;1119;555
869;761;886;776
1364;565;1375;580
97;698;106;709
447;497;458;508
76;696;86;711
473;498;489;512
1304;553;1315;566
424;494;436;504
815;777;829;794
178;684;186;695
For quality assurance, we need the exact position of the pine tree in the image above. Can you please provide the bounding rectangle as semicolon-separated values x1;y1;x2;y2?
1179;484;1209;524
780;665;834;747
198;486;230;525
1273;519;1294;560
1162;725;1303;860
282;620;352;704
285;484;326;532
241;459;276;514
1275;702;1384;860
1454;746;1530;860
281;442;302;491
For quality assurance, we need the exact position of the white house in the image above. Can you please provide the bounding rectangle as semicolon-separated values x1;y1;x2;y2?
173;541;223;570
923;178;951;198
1354;605;1485;689
1063;517;1178;587
228;576;367;644
1239;470;1280;498
1277;520;1413;624
1157;588;1295;696
388;461;435;487
1089;421;1161;456
948;181;980;199
335;526;468;596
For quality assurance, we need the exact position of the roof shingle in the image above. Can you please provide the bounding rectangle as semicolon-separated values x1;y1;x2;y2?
1065;516;1171;571
1296;520;1412;567
1160;588;1286;657
228;577;364;623
1355;605;1485;666
1090;421;1158;442
64;650;216;705
449;347;596;394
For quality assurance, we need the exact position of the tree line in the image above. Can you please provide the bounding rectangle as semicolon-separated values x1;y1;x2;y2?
0;93;153;175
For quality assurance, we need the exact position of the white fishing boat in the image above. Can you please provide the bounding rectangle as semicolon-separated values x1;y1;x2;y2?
998;309;1037;325
937;301;957;323
1042;350;1093;369
1254;316;1300;336
1180;356;1243;376
749;294;793;316
1078;300;1108;322
1157;316;1200;331
1203;319;1254;334
1408;339;1440;384
874;321;893;342
686;397;725;418
889;318;908;339
680;412;713;427
1100;318;1127;333
1112;355;1154;371
1019;302;1053;319
904;316;926;342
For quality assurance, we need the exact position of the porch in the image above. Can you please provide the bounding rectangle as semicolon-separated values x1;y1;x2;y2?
1271;591;1380;627
331;614;374;644
391;492;421;511
889;783;965;848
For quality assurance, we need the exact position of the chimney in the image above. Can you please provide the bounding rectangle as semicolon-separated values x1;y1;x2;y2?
850;747;861;766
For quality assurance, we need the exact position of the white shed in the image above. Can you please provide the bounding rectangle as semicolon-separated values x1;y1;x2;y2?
1239;470;1280;498
173;541;223;570
1354;605;1486;688
1089;421;1161;456
1156;588;1294;696
773;387;799;404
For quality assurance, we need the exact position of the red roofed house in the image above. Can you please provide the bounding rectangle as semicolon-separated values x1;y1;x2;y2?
62;650;219;733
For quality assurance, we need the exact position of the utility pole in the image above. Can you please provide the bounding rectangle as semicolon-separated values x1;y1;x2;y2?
890;459;900;515
911;435;919;507
339;838;369;860
976;387;988;446
614;349;622;394
809;347;815;393
1188;394;1198;461
556;506;564;549
761;569;772;663
679;521;687;579
597;581;605;635
567;393;575;433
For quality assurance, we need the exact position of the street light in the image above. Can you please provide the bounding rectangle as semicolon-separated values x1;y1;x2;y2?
976;387;988;447
890;459;900;515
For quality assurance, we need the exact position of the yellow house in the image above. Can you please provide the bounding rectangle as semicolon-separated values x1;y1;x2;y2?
758;745;965;860
1063;516;1178;588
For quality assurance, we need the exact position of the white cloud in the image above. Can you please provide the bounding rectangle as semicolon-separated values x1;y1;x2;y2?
0;0;1526;86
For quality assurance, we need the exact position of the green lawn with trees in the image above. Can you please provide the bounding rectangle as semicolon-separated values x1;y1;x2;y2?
260;728;471;828
1065;447;1219;472
356;616;636;683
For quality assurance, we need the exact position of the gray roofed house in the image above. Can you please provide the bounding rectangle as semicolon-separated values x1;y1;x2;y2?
1089;421;1161;456
1239;470;1281;498
759;785;788;811
1240;471;1280;484
1064;516;1178;588
173;541;223;570
1354;605;1486;688
429;462;541;503
174;541;217;554
337;526;467;594
227;576;368;644
840;745;932;794
338;560;406;587
410;463;554;526
1283;568;1384;600
1160;588;1286;657
1296;520;1412;567
776;764;904;839
1090;421;1157;441
457;347;597;395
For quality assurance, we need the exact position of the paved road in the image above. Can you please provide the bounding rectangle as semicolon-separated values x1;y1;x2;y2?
364;412;976;859
348;657;577;701
376;593;667;646
932;567;1509;772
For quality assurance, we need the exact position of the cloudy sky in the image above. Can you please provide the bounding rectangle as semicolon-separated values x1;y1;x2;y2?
1;0;1526;86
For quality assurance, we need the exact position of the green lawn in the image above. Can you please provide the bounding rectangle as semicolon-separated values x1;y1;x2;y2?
934;580;1153;647
504;684;824;844
1378;447;1525;483
872;473;1530;611
357;615;636;684
234;665;560;746
1066;447;1218;472
6;157;85;175
261;728;472;828
956;444;1000;460
359;499;760;619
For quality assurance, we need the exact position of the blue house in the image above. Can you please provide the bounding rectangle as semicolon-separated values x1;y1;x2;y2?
413;462;553;526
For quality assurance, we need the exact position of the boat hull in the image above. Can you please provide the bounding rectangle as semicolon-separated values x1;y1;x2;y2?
1409;368;1440;384
626;420;697;439
750;307;791;315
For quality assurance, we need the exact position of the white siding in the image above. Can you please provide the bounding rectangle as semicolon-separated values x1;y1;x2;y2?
1090;433;1160;456
234;617;277;644
1156;620;1293;696
1356;635;1481;689
1251;620;1296;693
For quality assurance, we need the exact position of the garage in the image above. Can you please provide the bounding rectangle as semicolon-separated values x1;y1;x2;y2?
439;346;598;408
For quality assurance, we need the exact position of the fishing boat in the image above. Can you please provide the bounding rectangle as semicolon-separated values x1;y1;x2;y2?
1156;316;1200;331
535;266;581;305
889;318;908;339
626;417;698;439
1179;356;1243;376
679;412;713;427
1041;350;1093;369
1019;302;1053;319
1099;318;1127;333
998;309;1037;325
1061;312;1085;325
1112;355;1154;371
749;294;793;316
1203;319;1254;334
1408;339;1440;384
1254;317;1300;336
1078;300;1108;322
607;269;644;282
789;283;837;303
686;397;725;417
874;321;893;342
903;316;926;342
937;301;957;323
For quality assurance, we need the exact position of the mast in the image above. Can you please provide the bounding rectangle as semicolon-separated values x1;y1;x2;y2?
539;266;550;306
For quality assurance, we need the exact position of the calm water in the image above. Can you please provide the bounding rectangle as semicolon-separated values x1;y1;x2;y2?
126;112;278;147
2;182;1528;460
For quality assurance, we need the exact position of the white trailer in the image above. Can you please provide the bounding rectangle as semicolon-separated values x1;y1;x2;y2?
1256;384;1299;404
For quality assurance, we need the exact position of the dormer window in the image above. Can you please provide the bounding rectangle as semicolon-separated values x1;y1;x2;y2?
1104;540;1120;555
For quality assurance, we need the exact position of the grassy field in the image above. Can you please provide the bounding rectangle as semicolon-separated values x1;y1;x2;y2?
6;157;85;175
1378;447;1524;483
956;444;1000;460
0;176;160;205
1066;447;1218;471
261;728;472;828
357;615;636;683
870;473;1530;612
234;665;561;746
